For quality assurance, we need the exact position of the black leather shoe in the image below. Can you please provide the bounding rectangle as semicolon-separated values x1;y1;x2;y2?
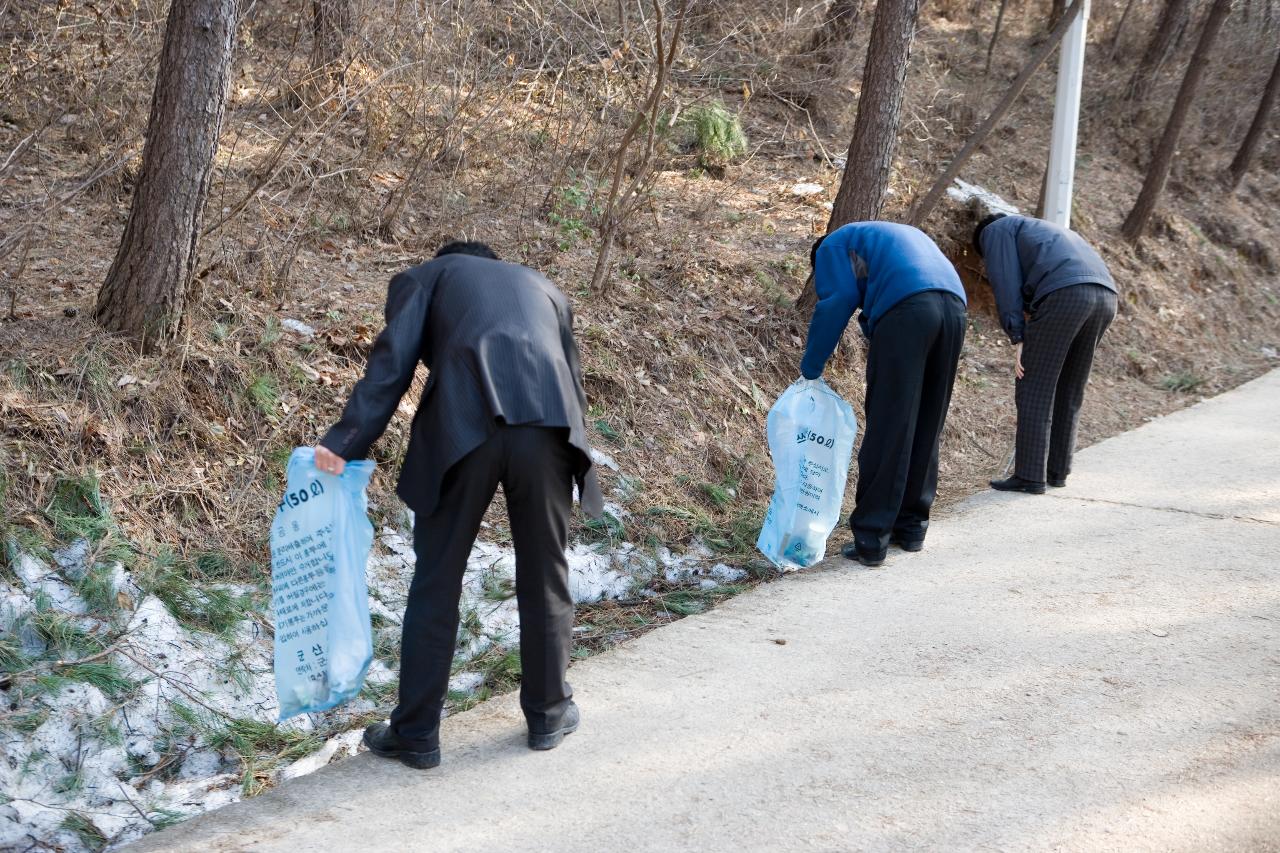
363;723;441;770
989;475;1046;495
890;534;924;552
1048;474;1067;488
528;701;579;751
840;542;885;567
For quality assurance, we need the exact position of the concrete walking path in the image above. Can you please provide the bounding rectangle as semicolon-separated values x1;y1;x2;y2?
131;370;1280;852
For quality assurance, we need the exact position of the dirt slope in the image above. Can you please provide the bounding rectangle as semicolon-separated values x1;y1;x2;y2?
1;1;1278;848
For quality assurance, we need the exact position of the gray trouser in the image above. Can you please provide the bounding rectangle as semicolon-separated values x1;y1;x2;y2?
1014;283;1117;483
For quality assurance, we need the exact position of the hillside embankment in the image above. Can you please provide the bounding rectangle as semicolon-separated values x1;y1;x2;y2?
1;2;1278;850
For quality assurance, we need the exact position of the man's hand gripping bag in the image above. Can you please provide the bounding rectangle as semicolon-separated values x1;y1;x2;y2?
271;448;376;720
757;379;857;569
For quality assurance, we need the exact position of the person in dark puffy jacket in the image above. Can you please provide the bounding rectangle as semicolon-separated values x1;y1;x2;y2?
973;213;1118;494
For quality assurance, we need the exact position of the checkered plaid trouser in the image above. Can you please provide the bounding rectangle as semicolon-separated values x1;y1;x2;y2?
1014;283;1117;483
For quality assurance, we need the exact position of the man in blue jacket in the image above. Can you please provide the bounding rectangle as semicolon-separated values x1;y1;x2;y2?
972;214;1117;494
801;222;967;567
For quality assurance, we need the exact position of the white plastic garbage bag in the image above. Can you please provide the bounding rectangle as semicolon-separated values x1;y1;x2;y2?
757;379;857;569
271;448;376;721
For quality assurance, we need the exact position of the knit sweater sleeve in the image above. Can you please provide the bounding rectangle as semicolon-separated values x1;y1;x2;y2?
800;235;862;379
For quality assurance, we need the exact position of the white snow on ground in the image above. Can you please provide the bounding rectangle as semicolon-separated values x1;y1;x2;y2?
0;552;304;852
660;543;712;581
2;466;750;851
12;550;89;616
946;178;1019;216
1;582;36;639
280;319;317;338
588;448;620;472
279;729;363;781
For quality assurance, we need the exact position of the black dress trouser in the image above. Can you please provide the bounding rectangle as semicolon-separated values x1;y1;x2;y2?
1014;283;1117;483
851;291;967;556
390;425;576;746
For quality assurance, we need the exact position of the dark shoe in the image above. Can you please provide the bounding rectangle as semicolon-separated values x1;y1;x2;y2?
989;475;1046;495
890;533;924;552
362;722;441;770
840;542;885;567
528;701;579;751
1047;474;1067;488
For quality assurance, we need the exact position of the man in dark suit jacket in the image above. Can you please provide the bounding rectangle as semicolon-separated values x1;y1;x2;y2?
314;240;603;769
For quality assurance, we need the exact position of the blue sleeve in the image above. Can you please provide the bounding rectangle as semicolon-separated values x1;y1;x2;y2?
800;236;862;379
983;226;1027;343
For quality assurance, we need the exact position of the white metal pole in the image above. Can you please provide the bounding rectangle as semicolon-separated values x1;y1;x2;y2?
1044;0;1090;228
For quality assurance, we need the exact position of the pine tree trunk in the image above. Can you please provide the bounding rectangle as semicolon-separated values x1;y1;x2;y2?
312;0;352;85
1121;0;1232;241
94;0;238;352
1228;48;1280;189
1128;0;1190;102
827;0;922;229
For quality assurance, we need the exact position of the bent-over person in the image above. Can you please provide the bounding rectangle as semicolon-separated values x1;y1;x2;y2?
314;241;603;769
973;214;1118;494
801;222;968;567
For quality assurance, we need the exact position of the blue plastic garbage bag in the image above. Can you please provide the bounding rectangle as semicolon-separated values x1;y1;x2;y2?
757;379;857;569
271;448;376;721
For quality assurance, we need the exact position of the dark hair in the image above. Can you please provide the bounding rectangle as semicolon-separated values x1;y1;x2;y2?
971;213;1007;258
435;240;499;260
809;235;827;271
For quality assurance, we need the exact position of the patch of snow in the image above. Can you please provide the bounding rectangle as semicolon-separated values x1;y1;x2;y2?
174;749;226;781
281;319;317;337
367;594;402;627
52;538;92;580
617;543;658;579
365;659;395;685
118;597;276;726
0;582;34;631
13;551;88;615
657;544;745;589
613;475;642;501
590;448;620;472
711;563;747;583
1;446;751;852
109;564;141;609
125;734;161;767
566;544;633;604
280;729;363;781
0;809;29;851
659;542;714;584
946;178;1019;217
448;671;485;694
790;182;825;197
